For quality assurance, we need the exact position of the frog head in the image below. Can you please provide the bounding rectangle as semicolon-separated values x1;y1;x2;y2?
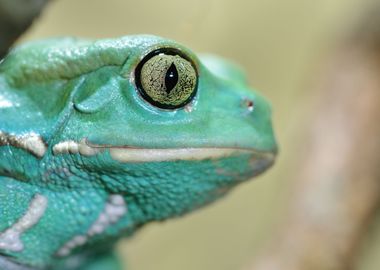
47;35;277;223
2;35;277;226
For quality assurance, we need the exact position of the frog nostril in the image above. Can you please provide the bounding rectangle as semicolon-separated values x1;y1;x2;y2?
242;98;254;112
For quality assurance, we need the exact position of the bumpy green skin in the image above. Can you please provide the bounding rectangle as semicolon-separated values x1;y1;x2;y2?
0;35;277;270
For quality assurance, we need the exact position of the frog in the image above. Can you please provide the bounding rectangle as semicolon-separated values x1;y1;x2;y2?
0;35;277;270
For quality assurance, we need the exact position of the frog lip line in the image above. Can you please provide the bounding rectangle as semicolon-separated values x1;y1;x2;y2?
52;139;275;162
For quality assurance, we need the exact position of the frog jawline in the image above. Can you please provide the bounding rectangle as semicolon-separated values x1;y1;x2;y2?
108;147;263;163
52;139;274;162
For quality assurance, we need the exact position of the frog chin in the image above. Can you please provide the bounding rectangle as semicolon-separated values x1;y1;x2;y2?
52;138;275;163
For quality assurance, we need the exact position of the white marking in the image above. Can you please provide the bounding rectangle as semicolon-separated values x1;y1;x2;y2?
0;131;5;144
87;194;126;236
184;103;193;112
17;133;47;158
0;194;48;252
0;131;47;158
0;96;13;108
52;139;261;162
56;195;127;257
52;139;100;156
110;147;251;162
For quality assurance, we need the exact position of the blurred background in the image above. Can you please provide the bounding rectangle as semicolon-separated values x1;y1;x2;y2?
8;0;380;269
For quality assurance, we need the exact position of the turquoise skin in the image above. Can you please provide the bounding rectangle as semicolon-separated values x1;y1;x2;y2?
0;35;277;270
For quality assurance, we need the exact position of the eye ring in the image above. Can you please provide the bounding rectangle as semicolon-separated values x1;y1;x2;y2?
135;48;198;110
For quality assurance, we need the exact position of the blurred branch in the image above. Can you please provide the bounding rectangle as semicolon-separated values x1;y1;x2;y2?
247;2;380;270
0;0;50;58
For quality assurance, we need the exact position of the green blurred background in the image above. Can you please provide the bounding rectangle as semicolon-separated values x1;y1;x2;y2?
20;0;379;269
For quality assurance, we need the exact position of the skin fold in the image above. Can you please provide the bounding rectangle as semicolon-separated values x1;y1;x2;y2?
0;35;277;270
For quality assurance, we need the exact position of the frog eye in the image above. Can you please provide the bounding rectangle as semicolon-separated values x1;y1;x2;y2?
135;49;198;109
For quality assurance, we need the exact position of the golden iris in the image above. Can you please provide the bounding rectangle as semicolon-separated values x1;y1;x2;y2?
136;50;197;109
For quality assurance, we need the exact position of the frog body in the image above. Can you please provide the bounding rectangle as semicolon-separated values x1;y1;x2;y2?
0;35;276;270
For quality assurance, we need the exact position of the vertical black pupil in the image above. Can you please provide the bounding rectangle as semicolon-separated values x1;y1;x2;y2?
165;63;179;94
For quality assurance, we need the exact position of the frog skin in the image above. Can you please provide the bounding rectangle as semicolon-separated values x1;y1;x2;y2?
0;35;277;270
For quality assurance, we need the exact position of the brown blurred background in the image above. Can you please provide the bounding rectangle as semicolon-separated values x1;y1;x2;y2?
17;0;380;269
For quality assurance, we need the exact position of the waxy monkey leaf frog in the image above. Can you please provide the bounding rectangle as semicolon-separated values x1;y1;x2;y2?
0;35;277;270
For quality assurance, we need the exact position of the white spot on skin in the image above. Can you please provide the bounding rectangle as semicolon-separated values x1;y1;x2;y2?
0;96;13;108
184;103;193;112
18;133;47;158
0;194;48;252
0;131;47;158
52;140;78;154
52;139;100;156
56;195;127;257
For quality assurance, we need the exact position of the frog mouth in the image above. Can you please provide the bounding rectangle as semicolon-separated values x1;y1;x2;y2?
52;139;275;163
108;147;275;163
